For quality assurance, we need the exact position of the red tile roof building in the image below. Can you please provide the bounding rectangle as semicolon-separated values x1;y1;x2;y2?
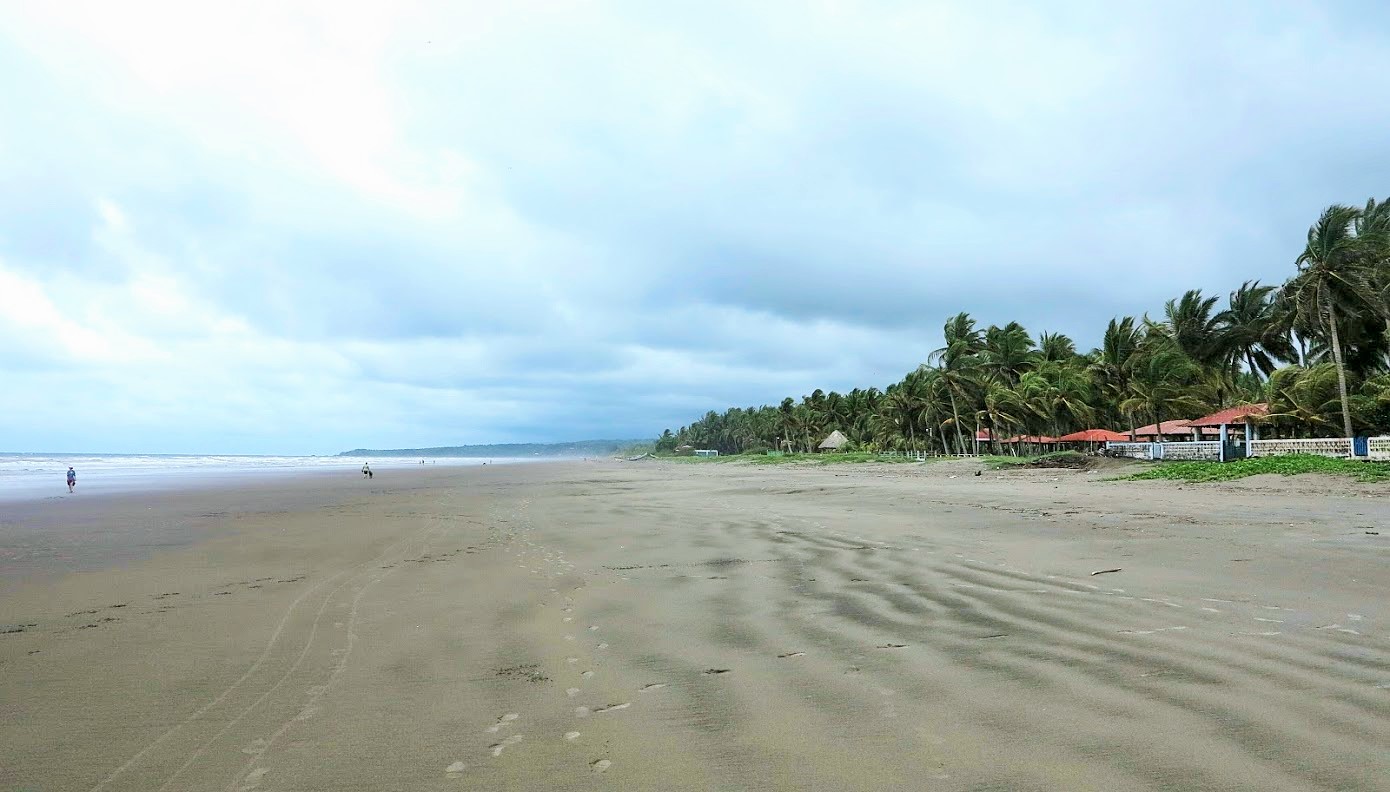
1188;403;1268;427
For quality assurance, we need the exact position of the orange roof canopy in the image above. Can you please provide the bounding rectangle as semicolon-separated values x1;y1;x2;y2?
1188;403;1268;427
1057;428;1129;442
1131;419;1193;436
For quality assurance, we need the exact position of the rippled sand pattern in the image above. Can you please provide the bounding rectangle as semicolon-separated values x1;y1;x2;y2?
1;461;1386;790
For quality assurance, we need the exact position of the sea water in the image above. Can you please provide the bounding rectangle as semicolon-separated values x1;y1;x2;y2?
0;453;502;502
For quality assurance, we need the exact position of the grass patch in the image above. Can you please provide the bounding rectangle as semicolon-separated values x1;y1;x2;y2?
1120;454;1390;483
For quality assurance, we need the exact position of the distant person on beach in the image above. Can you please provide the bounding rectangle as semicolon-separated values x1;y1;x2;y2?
66;466;76;493
362;463;373;479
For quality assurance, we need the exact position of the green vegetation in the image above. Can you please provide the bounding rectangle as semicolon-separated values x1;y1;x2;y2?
339;439;650;458
669;451;934;466
660;199;1390;455
1121;454;1390;483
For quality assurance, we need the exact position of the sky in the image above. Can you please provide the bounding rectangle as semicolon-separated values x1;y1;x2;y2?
2;1;1389;454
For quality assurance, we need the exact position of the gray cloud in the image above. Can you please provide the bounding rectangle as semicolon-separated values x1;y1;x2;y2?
1;1;1388;453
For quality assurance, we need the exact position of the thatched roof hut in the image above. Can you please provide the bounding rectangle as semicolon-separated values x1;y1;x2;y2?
817;430;849;452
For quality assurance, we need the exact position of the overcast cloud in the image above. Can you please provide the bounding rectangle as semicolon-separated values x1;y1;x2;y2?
2;1;1388;453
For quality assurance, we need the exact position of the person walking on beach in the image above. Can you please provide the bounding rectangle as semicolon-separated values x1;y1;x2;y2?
66;466;77;493
362;463;373;479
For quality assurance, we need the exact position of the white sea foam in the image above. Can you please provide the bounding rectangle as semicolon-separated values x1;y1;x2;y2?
0;453;517;501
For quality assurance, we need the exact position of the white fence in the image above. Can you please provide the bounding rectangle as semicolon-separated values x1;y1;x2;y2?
1160;441;1222;461
1369;437;1390;460
1110;435;1390;462
877;451;928;461
1107;442;1157;460
1246;438;1352;459
1105;441;1221;461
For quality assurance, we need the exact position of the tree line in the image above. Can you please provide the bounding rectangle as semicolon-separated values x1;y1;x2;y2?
659;199;1390;455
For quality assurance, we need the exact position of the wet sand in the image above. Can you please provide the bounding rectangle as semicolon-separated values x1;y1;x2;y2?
1;459;1387;791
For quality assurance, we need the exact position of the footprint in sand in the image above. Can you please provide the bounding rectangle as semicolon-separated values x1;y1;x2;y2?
487;713;520;733
565;731;581;741
575;706;591;718
777;652;806;658
593;702;630;713
490;734;523;757
567;687;581;697
876;643;908;649
591;759;612;773
581;670;594;678
566;657;579;664
563;617;573;622
703;668;731;675
445;761;466;777
596;642;609;649
638;683;667;692
588;625;599;631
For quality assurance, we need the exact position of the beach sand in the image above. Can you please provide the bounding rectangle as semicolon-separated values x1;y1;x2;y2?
1;459;1387;791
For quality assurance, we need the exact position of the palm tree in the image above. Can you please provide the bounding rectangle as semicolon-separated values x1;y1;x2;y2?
880;375;929;453
1089;317;1143;438
1285;204;1381;437
1218;281;1295;379
1037;331;1077;362
1163;290;1225;369
1120;345;1208;439
980;322;1035;384
1018;360;1094;438
981;381;1025;454
929;313;984;454
1356;197;1390;262
1264;365;1345;437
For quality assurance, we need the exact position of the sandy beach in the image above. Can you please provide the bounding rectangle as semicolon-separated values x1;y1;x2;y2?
2;459;1387;791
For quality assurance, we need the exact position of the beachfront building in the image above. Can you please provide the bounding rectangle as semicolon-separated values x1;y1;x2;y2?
974;428;992;454
1058;429;1128;452
1000;435;1059;455
818;430;849;453
1130;419;1200;442
1188;403;1268;458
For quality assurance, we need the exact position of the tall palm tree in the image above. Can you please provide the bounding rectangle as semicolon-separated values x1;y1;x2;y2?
1218;281;1295;379
929;313;983;454
980;322;1035;384
1163;290;1226;369
1089;317;1143;437
1285;204;1380;437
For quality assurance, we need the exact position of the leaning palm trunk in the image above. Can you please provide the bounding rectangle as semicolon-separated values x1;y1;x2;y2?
948;391;966;455
1325;294;1354;438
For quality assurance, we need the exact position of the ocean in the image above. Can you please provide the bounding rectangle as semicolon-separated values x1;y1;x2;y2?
0;453;505;502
